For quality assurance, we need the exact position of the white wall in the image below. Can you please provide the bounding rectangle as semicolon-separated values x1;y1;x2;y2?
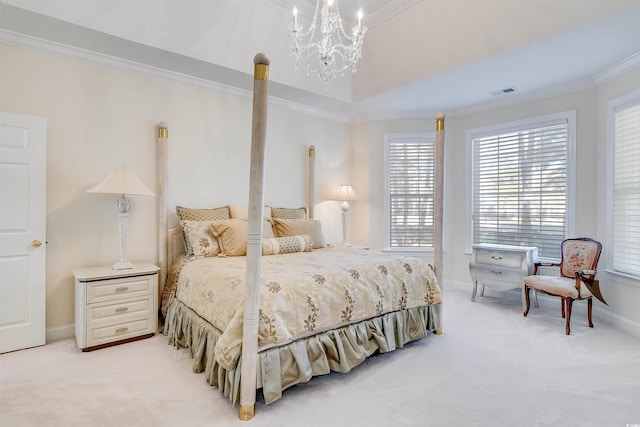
596;66;640;332
0;43;351;334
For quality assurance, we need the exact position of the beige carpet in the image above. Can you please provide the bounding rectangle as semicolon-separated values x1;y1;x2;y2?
1;283;639;427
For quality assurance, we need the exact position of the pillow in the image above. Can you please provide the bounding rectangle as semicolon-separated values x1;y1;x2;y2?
176;205;230;221
180;220;221;258
210;219;276;256
271;207;307;220
176;205;230;256
229;204;272;220
262;235;313;256
272;219;326;249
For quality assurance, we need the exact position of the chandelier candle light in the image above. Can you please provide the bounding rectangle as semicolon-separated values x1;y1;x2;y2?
288;0;367;82
87;168;154;270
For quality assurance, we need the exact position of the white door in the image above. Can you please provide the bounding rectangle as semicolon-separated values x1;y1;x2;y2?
0;112;47;353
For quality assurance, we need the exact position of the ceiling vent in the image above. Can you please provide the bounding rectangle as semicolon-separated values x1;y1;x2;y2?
491;87;517;96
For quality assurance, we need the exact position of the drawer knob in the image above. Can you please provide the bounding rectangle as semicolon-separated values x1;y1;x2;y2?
491;270;503;275
491;256;503;260
115;287;129;292
115;327;128;334
115;307;128;313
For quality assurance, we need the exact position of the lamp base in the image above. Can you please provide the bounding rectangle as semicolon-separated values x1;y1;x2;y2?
112;261;135;270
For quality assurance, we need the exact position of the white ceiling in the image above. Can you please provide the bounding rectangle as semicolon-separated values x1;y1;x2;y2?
2;0;640;120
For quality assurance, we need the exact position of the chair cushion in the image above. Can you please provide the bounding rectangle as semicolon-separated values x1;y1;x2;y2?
524;275;593;299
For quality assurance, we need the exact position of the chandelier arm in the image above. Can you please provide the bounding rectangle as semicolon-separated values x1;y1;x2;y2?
334;1;355;42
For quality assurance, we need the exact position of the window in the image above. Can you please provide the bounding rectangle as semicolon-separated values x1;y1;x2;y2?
384;133;436;250
609;92;640;277
467;112;576;259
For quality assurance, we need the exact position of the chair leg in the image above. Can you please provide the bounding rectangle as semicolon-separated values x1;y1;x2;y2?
523;285;531;317
565;298;573;335
587;298;594;328
561;298;565;318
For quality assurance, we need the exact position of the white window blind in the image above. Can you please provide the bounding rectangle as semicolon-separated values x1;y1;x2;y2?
472;120;568;259
386;137;435;249
612;98;640;276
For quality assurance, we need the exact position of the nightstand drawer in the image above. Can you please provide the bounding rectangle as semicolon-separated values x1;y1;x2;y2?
86;317;155;348
87;295;154;325
474;249;523;268
473;264;523;283
86;275;154;303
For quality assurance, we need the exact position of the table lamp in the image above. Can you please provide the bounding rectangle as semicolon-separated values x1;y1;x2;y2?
335;184;360;245
87;168;154;270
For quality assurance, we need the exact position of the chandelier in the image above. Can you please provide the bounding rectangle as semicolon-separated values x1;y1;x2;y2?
288;0;367;82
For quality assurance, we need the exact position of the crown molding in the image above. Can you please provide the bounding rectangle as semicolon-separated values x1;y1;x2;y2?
593;50;640;85
0;28;351;124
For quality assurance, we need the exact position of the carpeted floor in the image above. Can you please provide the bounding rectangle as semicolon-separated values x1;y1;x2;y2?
1;283;639;427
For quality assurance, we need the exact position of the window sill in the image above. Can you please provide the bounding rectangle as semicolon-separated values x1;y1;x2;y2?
601;269;640;288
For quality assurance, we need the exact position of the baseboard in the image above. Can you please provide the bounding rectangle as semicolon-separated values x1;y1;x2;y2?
46;324;75;343
443;280;640;339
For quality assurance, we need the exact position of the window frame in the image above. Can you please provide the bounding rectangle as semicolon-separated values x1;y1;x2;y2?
606;88;640;281
465;111;576;260
383;132;436;252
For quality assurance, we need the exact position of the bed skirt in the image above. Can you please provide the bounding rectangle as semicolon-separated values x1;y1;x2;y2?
165;299;441;405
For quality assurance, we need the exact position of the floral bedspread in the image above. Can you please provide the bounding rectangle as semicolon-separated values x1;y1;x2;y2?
172;246;441;371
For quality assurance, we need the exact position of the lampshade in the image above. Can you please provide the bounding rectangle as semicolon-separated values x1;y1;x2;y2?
87;169;154;196
334;185;360;202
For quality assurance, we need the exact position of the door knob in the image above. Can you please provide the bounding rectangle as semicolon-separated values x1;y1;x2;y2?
32;240;42;248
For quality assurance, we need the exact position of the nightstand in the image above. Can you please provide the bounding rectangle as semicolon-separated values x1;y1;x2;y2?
469;244;538;308
73;263;159;351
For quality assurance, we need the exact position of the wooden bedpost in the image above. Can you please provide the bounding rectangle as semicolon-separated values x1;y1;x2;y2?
434;113;445;335
308;145;315;219
239;53;270;421
157;122;168;306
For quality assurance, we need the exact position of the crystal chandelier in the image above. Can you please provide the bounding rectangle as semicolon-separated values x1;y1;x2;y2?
288;0;367;83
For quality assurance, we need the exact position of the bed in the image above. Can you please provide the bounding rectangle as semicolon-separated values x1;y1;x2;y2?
156;54;445;419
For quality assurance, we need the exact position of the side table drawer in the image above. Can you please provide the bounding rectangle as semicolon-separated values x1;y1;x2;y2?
86;275;154;303
87;295;155;325
473;264;523;284
474;249;523;268
86;316;155;348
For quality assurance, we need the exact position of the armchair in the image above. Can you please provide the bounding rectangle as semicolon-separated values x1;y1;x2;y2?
523;237;605;335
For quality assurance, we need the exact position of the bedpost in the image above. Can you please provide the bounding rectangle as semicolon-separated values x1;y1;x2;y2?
434;113;445;335
308;145;315;219
157;122;168;307
239;53;270;421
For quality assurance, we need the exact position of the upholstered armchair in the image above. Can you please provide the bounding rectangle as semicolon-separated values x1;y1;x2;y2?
523;238;603;335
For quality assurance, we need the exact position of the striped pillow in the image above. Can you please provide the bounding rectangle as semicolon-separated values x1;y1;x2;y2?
262;235;313;256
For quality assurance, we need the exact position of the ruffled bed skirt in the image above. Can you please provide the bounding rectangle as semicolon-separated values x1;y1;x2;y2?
165;299;441;405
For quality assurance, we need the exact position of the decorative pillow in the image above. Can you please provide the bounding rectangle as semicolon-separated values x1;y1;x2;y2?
176;205;230;221
271;207;307;220
262;235;313;256
210;219;276;256
176;206;230;256
272;219;326;249
180;220;220;258
229;204;272;220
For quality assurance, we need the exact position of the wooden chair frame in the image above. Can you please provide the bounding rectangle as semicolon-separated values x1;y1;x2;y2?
523;237;602;335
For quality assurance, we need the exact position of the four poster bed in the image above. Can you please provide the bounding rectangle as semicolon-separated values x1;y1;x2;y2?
156;54;445;420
